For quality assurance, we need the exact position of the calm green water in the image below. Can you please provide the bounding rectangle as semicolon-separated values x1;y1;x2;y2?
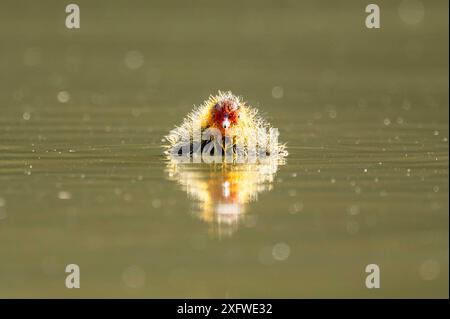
0;0;448;298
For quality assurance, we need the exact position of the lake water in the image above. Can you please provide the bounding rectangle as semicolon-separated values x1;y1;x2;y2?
0;0;448;297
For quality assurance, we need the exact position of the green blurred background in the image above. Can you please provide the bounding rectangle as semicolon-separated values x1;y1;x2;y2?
0;0;448;297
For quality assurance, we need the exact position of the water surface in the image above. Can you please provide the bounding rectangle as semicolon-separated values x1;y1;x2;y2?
0;0;448;297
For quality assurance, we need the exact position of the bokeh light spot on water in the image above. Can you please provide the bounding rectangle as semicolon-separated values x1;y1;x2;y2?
398;0;425;25
124;50;144;70
419;259;440;281
289;202;304;215
325;104;337;119
348;204;360;216
271;86;284;99
406;168;412;177
22;112;31;121
152;199;162;209
380;190;388;197
402;100;412;111
58;191;72;200
57;91;71;103
272;243;291;261
328;109;337;119
122;265;146;289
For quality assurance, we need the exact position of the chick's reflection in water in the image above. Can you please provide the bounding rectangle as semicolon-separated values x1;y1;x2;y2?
165;157;283;237
163;92;287;237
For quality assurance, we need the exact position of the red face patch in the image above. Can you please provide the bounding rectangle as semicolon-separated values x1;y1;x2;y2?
212;99;240;133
